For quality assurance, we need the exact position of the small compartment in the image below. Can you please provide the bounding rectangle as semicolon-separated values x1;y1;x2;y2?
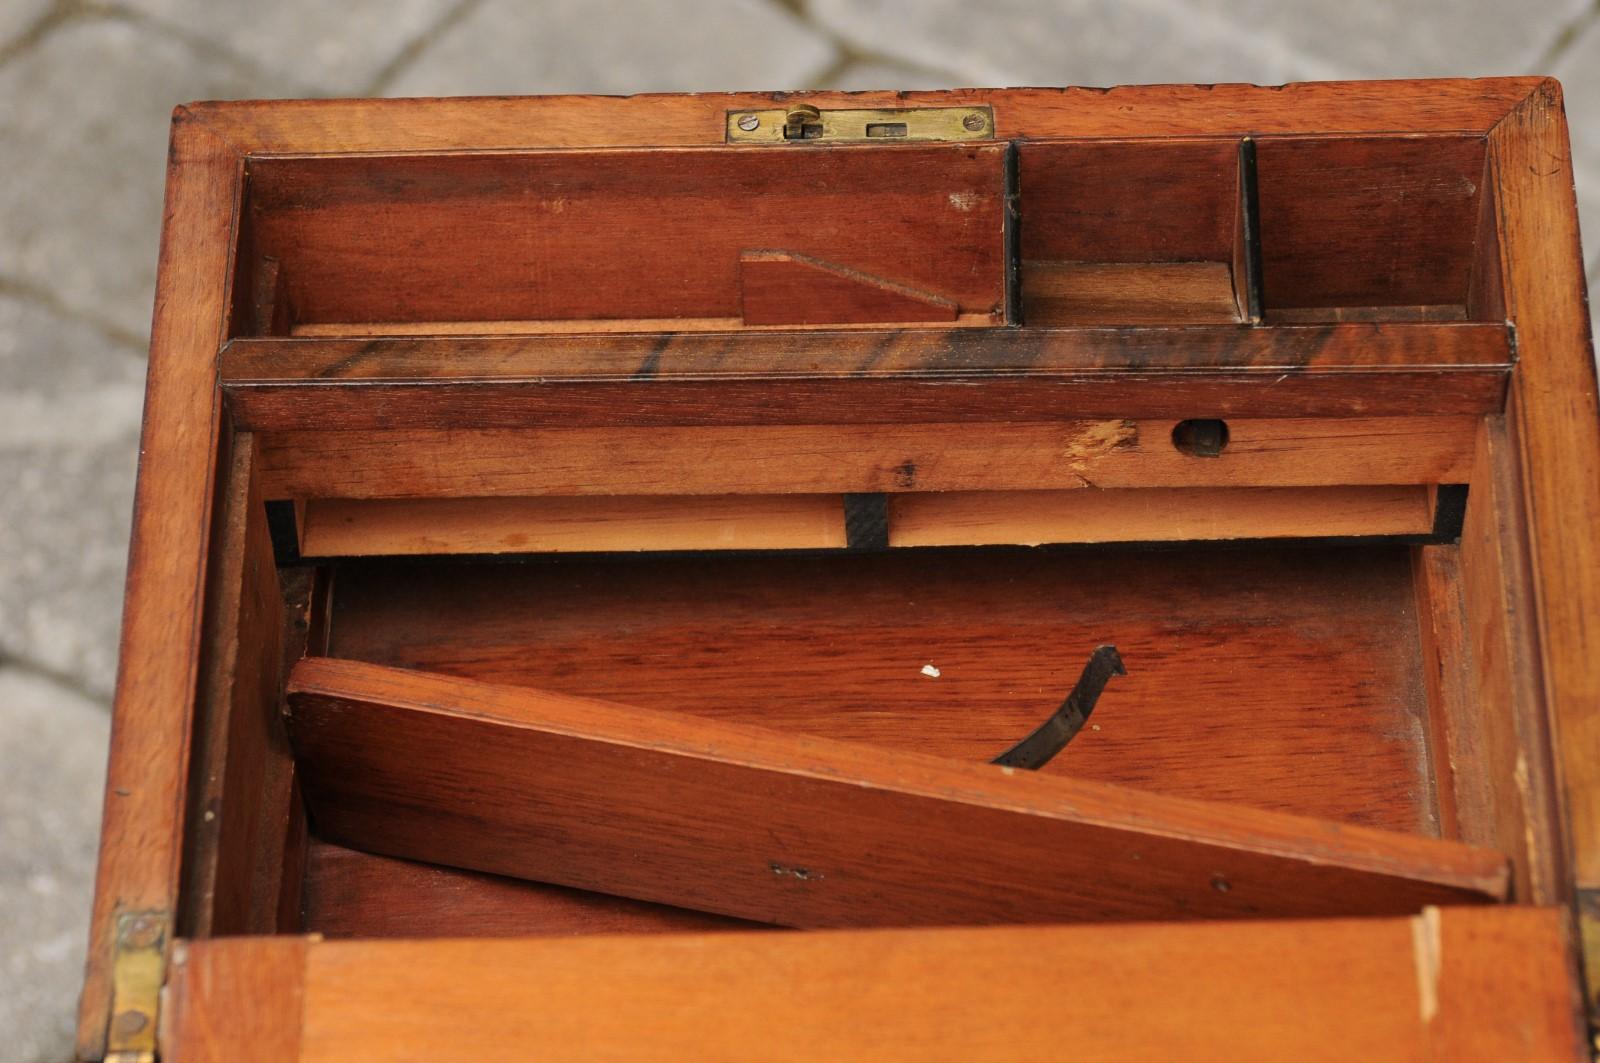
1255;134;1501;322
1016;138;1252;325
231;146;1008;337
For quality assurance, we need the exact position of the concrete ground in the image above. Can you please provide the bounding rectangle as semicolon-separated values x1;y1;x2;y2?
1;1;1597;1059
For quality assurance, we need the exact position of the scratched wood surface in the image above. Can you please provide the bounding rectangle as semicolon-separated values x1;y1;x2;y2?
219;323;1513;428
284;657;1505;927
325;545;1438;832
241;146;1006;329
161;908;1583;1063
255;417;1477;501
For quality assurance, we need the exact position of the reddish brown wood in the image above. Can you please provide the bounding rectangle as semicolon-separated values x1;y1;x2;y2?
1255;134;1488;315
301;840;754;939
1488;83;1600;901
284;657;1507;928
180;433;289;937
218;323;1513;429
1017;138;1245;326
254;417;1477;501
241;146;1005;329
79;114;239;1063
325;547;1439;832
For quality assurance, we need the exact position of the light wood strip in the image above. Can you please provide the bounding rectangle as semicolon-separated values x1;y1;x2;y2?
161;908;1582;1062
889;485;1432;546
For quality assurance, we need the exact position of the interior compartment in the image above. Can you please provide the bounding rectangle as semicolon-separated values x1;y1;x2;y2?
232;146;1008;336
320;546;1438;833
1254;134;1500;322
1016;138;1252;325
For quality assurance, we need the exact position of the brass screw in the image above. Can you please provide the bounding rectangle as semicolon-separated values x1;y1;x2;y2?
962;113;986;132
737;114;760;132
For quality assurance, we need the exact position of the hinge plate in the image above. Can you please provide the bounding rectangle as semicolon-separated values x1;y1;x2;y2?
726;105;993;144
106;909;169;1063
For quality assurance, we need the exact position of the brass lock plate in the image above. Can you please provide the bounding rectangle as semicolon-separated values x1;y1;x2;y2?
726;105;994;144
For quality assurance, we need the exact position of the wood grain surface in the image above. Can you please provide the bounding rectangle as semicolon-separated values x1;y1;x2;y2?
219;323;1513;428
163;908;1582;1062
323;546;1441;830
284;657;1506;928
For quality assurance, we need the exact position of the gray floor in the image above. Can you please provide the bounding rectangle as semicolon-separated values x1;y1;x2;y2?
2;2;1597;1059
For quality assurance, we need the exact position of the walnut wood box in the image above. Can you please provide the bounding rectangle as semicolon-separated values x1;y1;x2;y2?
82;80;1598;1061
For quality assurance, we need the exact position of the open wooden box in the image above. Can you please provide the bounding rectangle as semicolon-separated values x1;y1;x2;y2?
83;80;1598;1061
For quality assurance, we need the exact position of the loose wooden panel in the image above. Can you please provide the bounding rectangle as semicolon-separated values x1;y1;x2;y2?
284;657;1505;927
301;840;753;938
326;547;1437;831
256;417;1477;500
298;494;846;558
889;485;1434;546
163;909;1583;1063
242;145;1005;329
1255;134;1488;314
219;323;1514;428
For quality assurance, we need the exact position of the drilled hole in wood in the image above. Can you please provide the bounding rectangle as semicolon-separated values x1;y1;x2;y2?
1172;419;1230;458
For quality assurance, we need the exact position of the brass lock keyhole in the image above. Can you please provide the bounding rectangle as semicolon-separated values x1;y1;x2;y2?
783;105;823;141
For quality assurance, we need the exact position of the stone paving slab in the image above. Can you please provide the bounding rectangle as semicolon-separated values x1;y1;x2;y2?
0;14;289;340
387;0;839;97
124;0;459;95
0;667;109;1063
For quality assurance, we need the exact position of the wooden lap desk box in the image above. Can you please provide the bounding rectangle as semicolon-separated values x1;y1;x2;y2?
80;79;1598;1060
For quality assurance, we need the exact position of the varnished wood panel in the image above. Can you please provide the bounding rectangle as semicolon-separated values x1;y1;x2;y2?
1255;135;1487;313
242;146;1005;329
181;79;1544;155
163;936;308;1063
284;657;1505;928
327;547;1438;831
79;115;239;1063
300;840;753;939
219;323;1513;428
256;417;1477;500
1489;83;1600;899
181;433;289;937
158;910;1581;1062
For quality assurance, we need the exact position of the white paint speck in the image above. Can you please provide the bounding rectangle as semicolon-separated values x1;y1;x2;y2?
920;664;941;678
1091;724;1101;731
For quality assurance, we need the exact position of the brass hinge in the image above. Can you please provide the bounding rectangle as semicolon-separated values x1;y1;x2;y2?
106;910;170;1063
726;104;993;144
1580;890;1600;1058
